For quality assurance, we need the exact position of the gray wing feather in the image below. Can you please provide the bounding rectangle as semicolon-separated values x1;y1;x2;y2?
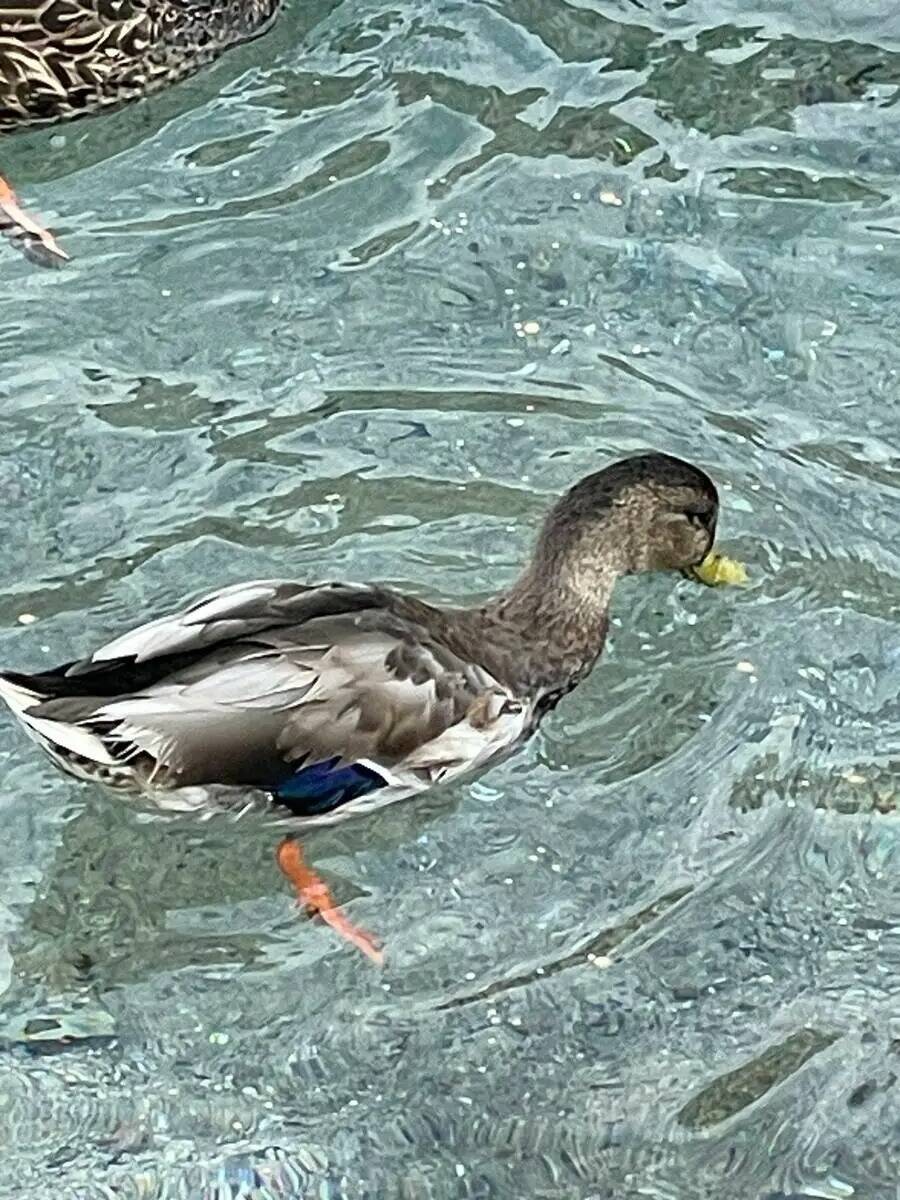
52;581;529;792
90;580;284;663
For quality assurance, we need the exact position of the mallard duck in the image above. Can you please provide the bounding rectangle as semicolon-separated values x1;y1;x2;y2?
0;453;735;961
0;0;282;263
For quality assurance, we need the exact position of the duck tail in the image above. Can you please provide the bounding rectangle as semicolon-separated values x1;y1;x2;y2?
0;670;44;719
0;670;118;776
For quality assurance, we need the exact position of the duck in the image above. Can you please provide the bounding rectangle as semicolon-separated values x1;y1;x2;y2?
0;452;731;962
0;0;282;264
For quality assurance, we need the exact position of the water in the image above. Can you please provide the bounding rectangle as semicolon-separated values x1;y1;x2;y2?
1;0;899;1195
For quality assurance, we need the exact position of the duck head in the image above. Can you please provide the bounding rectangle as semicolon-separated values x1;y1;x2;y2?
535;452;719;586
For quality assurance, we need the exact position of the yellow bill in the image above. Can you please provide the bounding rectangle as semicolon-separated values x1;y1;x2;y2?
688;552;748;587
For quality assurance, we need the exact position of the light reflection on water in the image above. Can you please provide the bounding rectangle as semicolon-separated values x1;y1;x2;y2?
1;0;899;1196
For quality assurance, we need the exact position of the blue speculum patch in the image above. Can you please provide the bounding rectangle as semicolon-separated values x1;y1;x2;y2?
273;758;386;815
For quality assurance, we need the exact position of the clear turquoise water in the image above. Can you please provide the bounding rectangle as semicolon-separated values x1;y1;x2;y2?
1;2;899;1196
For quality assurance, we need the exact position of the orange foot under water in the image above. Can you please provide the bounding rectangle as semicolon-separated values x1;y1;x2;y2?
276;837;384;966
0;176;69;265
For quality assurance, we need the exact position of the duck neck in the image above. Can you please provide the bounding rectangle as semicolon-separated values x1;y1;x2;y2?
481;554;621;696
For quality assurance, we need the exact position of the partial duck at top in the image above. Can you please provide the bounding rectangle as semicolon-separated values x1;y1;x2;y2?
0;453;746;962
0;0;282;264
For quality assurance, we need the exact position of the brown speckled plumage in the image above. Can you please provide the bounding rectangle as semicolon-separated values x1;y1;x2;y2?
0;0;281;131
0;453;720;822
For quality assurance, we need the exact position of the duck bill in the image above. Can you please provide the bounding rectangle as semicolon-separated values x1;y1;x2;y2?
682;551;748;588
683;558;718;586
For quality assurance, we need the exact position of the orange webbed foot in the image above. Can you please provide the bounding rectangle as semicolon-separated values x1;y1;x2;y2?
276;837;384;966
0;176;70;266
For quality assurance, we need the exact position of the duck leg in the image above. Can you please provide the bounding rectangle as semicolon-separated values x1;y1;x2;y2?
0;175;70;265
275;837;384;965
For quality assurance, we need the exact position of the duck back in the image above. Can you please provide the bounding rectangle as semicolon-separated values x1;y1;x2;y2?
0;0;282;132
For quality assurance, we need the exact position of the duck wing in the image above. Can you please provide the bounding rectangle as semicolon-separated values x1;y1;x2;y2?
0;581;529;817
